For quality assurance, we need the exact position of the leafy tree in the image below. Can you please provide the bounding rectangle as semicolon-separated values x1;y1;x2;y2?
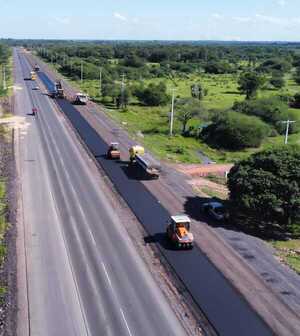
201;111;269;150
294;67;300;85
190;83;207;100
233;97;299;134
175;98;205;134
123;54;145;68
228;146;300;234
238;72;263;99
134;82;169;106
102;83;119;104
204;60;233;74
116;88;130;109
257;58;291;73
291;93;300;108
270;71;285;89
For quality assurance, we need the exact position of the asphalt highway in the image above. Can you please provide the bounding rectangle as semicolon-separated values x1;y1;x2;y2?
16;48;187;336
29;52;274;336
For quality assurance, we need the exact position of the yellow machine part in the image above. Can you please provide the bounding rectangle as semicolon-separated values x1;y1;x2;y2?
129;145;144;159
176;226;188;238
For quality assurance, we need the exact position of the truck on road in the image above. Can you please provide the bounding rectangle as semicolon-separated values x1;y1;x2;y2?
107;142;121;159
50;81;65;99
129;145;161;179
73;92;89;105
166;215;194;249
30;71;37;80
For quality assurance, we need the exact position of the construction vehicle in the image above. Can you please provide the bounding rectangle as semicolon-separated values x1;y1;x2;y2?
129;145;160;178
30;71;37;80
73;92;89;105
166;215;194;249
107;142;121;159
50;81;65;99
34;64;40;72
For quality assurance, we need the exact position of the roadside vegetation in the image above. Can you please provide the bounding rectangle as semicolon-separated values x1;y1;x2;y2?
0;43;15;333
271;240;300;274
33;42;300;163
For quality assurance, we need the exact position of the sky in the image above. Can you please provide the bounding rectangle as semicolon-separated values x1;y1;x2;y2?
1;0;300;41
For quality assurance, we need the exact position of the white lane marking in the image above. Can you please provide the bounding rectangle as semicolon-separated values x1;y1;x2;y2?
102;263;133;336
101;262;112;288
88;229;97;246
120;308;133;336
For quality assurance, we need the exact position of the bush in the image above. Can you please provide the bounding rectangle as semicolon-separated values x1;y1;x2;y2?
228;146;300;235
291;93;300;108
270;72;285;89
233;97;299;134
201;111;270;150
134;82;169;106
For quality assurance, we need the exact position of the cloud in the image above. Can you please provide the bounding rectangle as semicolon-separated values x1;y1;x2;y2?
255;14;286;25
211;13;223;20
113;12;127;22
233;16;252;23
54;17;71;25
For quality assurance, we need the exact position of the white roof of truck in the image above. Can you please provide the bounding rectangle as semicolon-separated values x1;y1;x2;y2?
171;215;191;223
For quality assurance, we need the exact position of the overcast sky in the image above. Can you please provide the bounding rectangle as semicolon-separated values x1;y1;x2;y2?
1;0;300;41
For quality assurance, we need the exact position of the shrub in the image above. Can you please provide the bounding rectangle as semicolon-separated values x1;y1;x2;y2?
233;97;299;134
134;82;169;106
201;111;269;150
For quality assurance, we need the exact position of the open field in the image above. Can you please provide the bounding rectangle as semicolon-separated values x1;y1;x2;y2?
60;71;300;164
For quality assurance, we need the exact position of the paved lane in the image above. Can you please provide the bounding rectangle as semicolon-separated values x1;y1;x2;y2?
17;49;186;336
31;54;274;336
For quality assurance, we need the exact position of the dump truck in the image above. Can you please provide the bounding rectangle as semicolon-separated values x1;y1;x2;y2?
30;71;37;80
50;81;65;99
34;64;40;72
129;145;160;178
107;142;120;160
73;92;89;105
166;215;194;249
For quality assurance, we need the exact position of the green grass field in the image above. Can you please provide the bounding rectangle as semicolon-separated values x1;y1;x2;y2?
46;58;300;163
271;240;300;274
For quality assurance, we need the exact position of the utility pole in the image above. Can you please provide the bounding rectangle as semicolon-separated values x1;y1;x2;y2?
80;60;83;83
120;73;126;108
169;88;176;136
281;120;296;144
2;65;6;91
99;67;102;97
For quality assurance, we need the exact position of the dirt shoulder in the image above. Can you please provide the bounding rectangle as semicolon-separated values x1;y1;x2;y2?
0;123;17;336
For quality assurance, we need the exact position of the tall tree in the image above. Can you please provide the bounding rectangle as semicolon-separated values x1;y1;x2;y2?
228;146;300;234
175;98;204;134
238;72;263;99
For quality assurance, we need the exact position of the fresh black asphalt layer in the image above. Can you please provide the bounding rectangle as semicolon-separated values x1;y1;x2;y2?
38;71;273;336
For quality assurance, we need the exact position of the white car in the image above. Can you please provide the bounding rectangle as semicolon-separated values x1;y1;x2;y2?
201;201;228;221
